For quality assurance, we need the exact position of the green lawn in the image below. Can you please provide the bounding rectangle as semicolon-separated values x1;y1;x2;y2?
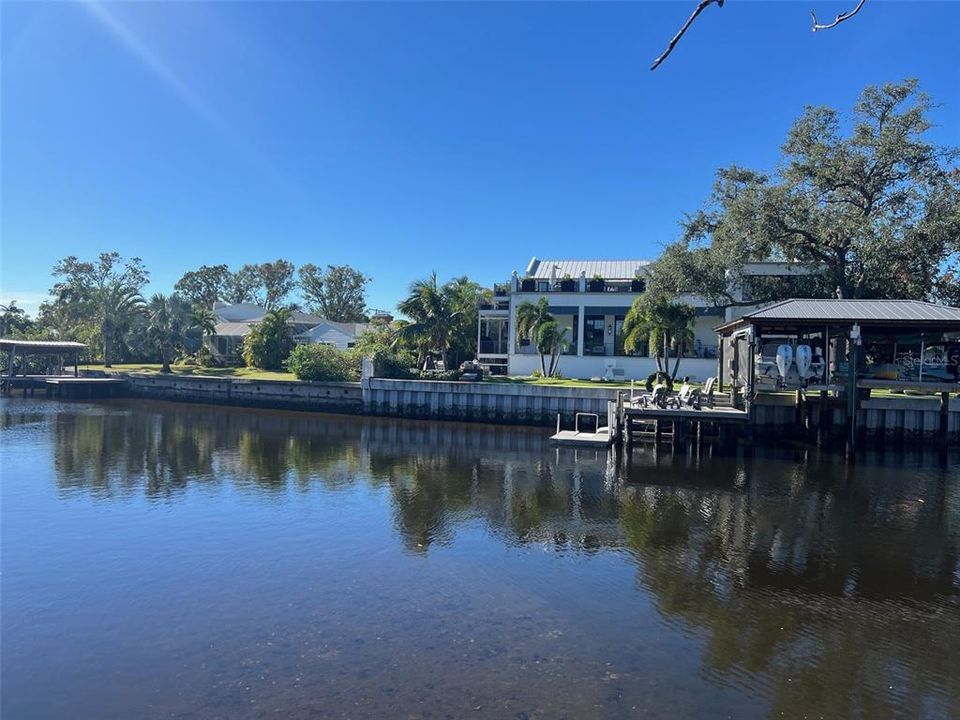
484;375;638;389
82;363;297;381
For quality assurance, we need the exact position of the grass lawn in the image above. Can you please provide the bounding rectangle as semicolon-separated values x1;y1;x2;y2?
484;375;638;389
82;363;297;381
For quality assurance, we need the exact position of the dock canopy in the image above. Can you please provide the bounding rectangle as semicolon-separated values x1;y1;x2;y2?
2;338;88;378
0;339;89;352
716;299;960;335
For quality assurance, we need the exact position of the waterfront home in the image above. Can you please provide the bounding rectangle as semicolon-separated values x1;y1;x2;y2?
477;257;819;380
208;302;369;363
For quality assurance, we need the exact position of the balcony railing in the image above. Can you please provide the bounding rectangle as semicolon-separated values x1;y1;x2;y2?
515;279;647;293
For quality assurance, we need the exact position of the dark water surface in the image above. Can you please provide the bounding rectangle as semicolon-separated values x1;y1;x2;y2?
2;398;959;719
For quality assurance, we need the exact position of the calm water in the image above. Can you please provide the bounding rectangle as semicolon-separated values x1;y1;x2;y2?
2;398;959;719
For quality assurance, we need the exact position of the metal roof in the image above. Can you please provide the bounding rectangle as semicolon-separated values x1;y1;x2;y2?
0;339;88;351
716;299;960;333
746;299;960;322
213;321;257;337
525;258;652;281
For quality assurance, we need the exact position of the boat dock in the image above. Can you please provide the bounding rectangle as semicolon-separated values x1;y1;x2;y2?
550;411;613;447
1;375;128;398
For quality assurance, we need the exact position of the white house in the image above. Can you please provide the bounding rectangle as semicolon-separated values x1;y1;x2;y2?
477;257;821;381
207;302;369;363
294;320;369;351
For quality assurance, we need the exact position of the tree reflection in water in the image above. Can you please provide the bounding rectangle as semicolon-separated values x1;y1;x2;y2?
8;398;959;718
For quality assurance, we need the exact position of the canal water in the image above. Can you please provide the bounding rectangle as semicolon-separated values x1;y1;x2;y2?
2;398;958;719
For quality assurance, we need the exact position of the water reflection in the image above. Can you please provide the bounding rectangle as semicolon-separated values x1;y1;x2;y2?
3;398;959;719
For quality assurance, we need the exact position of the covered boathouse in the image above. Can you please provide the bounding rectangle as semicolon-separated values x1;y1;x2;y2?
714;299;960;450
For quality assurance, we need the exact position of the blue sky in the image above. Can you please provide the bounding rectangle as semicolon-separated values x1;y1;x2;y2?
2;1;958;316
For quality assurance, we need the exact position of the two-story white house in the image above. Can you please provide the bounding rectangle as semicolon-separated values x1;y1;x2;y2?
477;257;821;381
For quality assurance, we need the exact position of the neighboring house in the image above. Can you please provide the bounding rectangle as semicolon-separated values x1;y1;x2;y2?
207;302;369;363
477;257;820;381
294;320;369;351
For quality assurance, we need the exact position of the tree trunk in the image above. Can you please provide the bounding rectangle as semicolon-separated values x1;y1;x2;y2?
661;331;669;374
103;322;112;368
671;340;683;380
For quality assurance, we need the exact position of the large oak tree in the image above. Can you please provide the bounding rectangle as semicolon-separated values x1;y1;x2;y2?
651;80;960;306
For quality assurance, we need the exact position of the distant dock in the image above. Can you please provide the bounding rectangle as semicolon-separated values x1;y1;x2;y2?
1;375;127;398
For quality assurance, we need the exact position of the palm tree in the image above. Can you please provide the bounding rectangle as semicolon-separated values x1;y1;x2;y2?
98;284;146;367
190;306;217;338
622;294;696;379
147;294;191;373
397;272;460;369
536;320;570;377
666;304;696;379
515;298;555;375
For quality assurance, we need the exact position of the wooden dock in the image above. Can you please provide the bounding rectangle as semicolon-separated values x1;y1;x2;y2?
550;427;612;447
622;405;749;423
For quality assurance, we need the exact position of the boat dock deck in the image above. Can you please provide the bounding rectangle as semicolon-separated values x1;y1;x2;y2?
1;375;127;398
550;427;612;447
622;404;750;423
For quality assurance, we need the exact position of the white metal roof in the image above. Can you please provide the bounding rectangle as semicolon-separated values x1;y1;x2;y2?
0;339;88;351
743;299;960;322
525;257;653;281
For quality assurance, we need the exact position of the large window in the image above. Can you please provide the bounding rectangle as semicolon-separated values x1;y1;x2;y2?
584;316;606;355
479;318;509;355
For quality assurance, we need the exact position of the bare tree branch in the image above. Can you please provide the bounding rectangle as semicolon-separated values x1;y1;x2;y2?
650;0;724;71
810;0;867;32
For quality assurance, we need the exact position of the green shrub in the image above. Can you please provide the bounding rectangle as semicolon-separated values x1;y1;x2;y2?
288;344;357;381
243;309;294;370
372;349;416;379
418;369;459;381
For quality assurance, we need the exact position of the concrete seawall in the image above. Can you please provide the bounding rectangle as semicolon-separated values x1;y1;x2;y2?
124;373;364;414
364;378;618;425
103;373;959;444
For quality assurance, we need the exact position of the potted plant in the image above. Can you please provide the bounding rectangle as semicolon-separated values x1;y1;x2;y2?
588;274;606;292
520;278;536;292
559;274;576;292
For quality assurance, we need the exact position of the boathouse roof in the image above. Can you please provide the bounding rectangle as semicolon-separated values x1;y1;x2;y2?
716;299;960;334
0;339;88;352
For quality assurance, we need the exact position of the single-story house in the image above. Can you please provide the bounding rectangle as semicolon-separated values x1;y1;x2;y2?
207;302;369;363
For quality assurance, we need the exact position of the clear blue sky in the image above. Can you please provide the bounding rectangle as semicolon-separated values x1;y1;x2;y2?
2;1;958;316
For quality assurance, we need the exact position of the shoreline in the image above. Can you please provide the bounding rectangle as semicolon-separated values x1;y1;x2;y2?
5;370;956;449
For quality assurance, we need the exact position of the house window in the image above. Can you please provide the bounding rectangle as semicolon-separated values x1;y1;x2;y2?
584;316;605;355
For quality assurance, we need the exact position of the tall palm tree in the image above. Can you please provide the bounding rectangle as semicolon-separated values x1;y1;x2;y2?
397;272;460;369
665;303;696;380
536;320;570;377
623;294;696;379
147;294;191;373
98;284;146;367
515;298;555;375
